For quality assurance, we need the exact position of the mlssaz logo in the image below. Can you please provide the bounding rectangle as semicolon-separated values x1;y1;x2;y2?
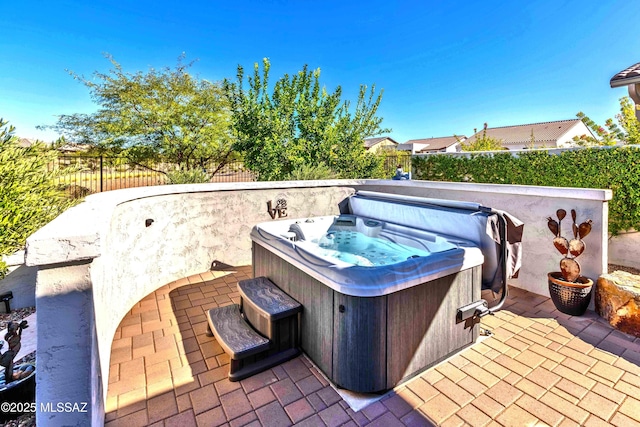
267;199;288;219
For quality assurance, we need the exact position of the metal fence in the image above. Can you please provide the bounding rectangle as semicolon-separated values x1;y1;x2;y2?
50;154;412;196
383;154;412;177
51;155;255;195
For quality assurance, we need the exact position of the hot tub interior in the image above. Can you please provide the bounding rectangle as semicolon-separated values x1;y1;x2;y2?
274;214;470;266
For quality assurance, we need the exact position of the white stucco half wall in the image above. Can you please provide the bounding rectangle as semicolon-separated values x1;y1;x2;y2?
608;230;640;268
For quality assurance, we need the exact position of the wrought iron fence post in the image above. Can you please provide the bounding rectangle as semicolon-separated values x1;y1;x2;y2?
100;155;104;193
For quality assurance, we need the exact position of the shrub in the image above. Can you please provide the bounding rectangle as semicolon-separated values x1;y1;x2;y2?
460;123;505;151
285;162;339;180
225;59;389;181
165;168;209;184
0;119;79;278
413;147;640;235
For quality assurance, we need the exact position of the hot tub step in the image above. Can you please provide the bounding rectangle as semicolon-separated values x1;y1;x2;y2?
239;277;301;320
206;304;269;360
239;277;301;340
206;303;301;381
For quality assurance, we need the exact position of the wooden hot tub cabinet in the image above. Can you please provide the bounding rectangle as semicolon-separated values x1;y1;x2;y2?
253;242;482;393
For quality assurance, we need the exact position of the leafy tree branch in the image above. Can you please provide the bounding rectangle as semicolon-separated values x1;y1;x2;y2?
224;58;389;180
41;54;235;177
574;96;639;146
0;119;78;277
459;123;505;151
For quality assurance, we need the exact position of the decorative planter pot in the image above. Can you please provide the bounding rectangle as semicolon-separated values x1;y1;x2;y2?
548;272;593;316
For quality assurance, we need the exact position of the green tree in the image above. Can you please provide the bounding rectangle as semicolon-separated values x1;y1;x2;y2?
224;59;389;181
460;123;505;151
616;96;640;144
574;96;639;146
0;119;78;278
43;54;235;177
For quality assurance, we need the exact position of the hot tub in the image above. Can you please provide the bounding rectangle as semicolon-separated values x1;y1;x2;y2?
251;214;484;297
251;191;521;392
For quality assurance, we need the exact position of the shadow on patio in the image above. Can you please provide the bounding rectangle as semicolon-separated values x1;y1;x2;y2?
104;268;640;427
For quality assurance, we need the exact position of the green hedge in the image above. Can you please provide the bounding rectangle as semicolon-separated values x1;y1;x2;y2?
412;147;640;235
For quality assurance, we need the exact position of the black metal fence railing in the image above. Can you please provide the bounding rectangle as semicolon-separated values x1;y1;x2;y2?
49;154;412;196
50;156;255;195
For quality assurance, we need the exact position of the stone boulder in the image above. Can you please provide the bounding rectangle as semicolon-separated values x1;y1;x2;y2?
596;271;640;338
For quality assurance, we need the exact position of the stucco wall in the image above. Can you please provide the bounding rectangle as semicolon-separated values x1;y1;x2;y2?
557;121;595;147
444;143;461;153
609;230;640;269
35;260;97;426
0;251;36;312
92;185;355;407
368;140;397;153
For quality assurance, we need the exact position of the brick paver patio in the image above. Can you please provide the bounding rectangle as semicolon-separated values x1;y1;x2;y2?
105;267;640;426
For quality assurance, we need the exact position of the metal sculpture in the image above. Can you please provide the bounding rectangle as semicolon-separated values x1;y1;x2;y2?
546;209;592;282
0;320;28;384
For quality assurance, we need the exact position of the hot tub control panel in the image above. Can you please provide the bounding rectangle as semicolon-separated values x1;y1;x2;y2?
329;215;383;238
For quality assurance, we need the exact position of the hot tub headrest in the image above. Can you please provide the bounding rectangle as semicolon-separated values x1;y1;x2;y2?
345;192;523;292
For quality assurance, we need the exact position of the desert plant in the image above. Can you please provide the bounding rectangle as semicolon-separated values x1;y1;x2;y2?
165;168;209;184
285;162;339;180
42;54;237;177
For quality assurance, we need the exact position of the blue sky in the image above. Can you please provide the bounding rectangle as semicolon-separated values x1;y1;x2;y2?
1;0;638;143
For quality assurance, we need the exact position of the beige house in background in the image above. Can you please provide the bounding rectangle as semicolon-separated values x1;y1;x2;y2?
363;136;399;152
397;136;463;154
57;142;92;154
465;119;595;150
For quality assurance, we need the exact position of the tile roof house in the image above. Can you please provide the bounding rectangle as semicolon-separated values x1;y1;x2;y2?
397;136;463;154
464;119;595;150
610;61;640;87
17;137;35;148
363;136;399;152
610;61;640;121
